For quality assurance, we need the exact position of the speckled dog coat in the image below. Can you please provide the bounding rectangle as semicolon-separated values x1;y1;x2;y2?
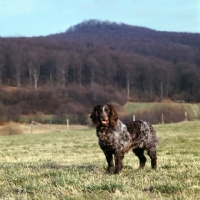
90;104;158;174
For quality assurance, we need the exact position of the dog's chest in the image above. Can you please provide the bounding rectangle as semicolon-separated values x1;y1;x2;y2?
96;122;131;151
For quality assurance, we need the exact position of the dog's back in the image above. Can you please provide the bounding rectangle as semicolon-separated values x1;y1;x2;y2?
125;120;159;149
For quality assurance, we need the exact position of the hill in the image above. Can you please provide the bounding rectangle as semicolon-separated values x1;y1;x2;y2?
0;20;200;121
49;20;200;64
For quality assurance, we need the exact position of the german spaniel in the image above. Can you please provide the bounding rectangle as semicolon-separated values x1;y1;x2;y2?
90;104;158;174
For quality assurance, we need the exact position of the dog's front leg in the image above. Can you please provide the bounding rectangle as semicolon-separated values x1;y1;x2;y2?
104;150;115;173
114;151;124;174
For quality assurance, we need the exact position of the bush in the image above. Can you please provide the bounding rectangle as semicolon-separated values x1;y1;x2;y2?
0;122;24;136
6;105;22;122
87;84;126;106
0;103;7;123
54;102;88;125
122;103;192;124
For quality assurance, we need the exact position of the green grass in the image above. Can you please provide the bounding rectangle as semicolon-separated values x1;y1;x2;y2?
0;122;200;199
124;102;200;119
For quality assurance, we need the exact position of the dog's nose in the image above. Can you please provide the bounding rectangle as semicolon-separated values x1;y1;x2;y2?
101;112;107;117
101;112;106;117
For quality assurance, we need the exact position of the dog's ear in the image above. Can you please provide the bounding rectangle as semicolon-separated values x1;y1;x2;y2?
107;104;119;127
90;104;101;127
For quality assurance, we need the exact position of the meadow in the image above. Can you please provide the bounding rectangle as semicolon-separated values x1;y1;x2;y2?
0;121;200;199
124;102;200;123
124;102;200;119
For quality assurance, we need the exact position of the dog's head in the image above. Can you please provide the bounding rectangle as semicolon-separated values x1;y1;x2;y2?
90;104;119;127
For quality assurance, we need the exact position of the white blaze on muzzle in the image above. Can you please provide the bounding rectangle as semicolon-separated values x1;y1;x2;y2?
100;105;109;125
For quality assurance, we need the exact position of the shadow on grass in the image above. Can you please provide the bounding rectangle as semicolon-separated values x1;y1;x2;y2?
29;163;135;174
28;162;100;172
1;162;141;174
2;164;142;178
0;162;100;173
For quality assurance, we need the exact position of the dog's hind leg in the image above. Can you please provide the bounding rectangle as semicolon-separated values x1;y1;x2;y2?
133;148;147;169
147;148;157;169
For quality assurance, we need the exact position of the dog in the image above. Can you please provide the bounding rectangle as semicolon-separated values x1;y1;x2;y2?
90;104;158;174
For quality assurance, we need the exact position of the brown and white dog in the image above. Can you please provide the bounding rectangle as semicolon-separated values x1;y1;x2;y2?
90;104;158;174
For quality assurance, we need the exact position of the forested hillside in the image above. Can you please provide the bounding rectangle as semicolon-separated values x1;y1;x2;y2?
0;20;200;122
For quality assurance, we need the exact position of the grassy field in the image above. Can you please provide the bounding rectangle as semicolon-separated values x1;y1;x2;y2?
0;121;200;199
124;102;200;119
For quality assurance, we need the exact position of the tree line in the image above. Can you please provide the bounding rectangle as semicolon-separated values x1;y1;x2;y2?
0;20;200;121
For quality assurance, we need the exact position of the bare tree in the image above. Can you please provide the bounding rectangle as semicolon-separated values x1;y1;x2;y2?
28;61;40;89
68;52;83;86
97;49;116;86
11;42;26;88
119;53;135;98
55;50;69;88
27;49;43;89
85;54;100;86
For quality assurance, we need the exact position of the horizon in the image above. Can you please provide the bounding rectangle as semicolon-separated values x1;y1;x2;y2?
0;0;199;37
1;19;199;39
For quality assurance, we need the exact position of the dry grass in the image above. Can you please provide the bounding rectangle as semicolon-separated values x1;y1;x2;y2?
0;121;199;199
124;102;200;124
0;122;24;136
19;123;91;134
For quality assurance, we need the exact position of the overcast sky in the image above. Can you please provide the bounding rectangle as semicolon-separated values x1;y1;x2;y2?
0;0;199;37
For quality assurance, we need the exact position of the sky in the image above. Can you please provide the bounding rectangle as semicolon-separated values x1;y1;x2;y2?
0;0;199;37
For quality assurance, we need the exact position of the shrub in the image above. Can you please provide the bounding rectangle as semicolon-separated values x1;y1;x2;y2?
123;104;192;124
0;122;24;136
87;84;126;106
0;103;7;123
6;105;22;122
54;102;88;125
